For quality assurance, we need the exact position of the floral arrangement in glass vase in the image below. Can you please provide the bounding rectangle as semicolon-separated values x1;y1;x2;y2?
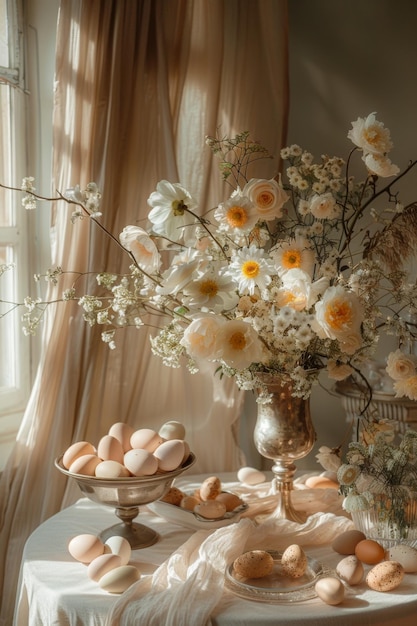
2;112;417;402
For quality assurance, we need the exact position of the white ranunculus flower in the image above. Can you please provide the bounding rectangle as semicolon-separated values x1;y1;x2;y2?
348;112;394;155
147;180;198;243
309;192;341;220
242;177;289;221
119;225;161;272
275;269;327;311
181;315;225;361
362;153;400;177
214;319;265;370
314;285;363;346
386;349;417;381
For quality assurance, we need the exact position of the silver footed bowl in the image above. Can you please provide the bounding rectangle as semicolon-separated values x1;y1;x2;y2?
55;452;196;549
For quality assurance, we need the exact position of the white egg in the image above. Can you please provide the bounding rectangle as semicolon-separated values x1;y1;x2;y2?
99;565;141;593
153;439;185;471
95;460;130;479
68;534;105;564
315;577;345;605
130;428;164;452
237;466;266;486
104;536;131;565
87;553;122;582
124;448;158;476
158;420;186;441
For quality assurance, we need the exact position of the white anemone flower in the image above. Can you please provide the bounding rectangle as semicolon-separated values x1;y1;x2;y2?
271;236;315;277
275;268;328;311
214;190;259;236
225;245;275;295
362;153;400;177
180;315;225;361
348;112;394;156
309;192;341;220
214;319;265;370
119;225;161;273
147;180;198;243
182;266;239;313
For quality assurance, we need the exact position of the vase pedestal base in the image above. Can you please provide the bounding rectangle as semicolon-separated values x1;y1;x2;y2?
271;461;308;524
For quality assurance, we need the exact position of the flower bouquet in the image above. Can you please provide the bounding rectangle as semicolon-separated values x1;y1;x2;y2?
2;113;417;403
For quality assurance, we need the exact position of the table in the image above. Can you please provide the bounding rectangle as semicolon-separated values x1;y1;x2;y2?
13;473;417;625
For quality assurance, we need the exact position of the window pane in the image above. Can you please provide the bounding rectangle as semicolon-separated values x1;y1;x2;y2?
0;86;13;226
0;0;8;67
0;244;17;389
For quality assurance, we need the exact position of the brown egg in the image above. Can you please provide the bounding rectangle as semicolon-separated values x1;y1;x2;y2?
355;539;385;565
233;550;274;579
199;476;222;501
194;500;227;519
180;495;201;511
332;529;366;555
160;487;185;506
215;492;244;512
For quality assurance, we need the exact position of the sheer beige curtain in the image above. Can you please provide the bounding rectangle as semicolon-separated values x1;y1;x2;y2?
0;1;288;621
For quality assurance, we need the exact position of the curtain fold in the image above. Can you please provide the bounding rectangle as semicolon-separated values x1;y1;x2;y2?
0;1;288;622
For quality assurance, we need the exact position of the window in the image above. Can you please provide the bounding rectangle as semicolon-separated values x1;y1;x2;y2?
0;0;30;462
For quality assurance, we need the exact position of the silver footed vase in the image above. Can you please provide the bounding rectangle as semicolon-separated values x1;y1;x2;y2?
253;373;316;523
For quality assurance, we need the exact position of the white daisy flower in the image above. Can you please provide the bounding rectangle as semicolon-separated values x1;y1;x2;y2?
214;190;259;236
225;245;275;295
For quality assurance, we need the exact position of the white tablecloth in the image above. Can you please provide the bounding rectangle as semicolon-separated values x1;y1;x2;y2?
13;473;417;626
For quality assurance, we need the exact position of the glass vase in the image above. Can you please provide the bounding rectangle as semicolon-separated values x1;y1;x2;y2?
351;490;417;548
253;373;316;523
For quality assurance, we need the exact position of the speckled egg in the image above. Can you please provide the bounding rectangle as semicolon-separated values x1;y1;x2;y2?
199;476;222;501
160;487;185;506
366;560;405;592
233;550;274;579
281;544;308;578
387;544;417;573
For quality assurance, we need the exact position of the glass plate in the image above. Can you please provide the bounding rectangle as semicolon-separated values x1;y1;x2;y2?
224;550;330;603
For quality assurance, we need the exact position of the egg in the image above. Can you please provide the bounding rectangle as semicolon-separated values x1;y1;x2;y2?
180;495;201;511
153;439;185;471
331;529;367;555
97;435;125;464
315;577;345;605
158;420;186;441
233;550;274;579
281;544;308;578
199;476;222;501
68;534;105;564
87;553;122;582
335;555;364;585
99;565;141;594
366;560;405;592
304;475;339;490
215;492;244;512
160;487;185;506
69;453;101;476
95;460;130;479
108;422;134;452
123;448;158;476
387;544;417;573
62;441;96;469
237;466;266;486
355;539;385;565
104;536;131;565
194;500;227;519
130;428;164;452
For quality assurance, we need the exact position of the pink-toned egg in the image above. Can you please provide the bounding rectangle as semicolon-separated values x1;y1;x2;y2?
153;439;185;472
123;448;158;476
95;460;130;478
194;500;227;519
97;435;124;464
62;441;96;469
69;453;101;476
215;492;244;512
130;428;164;452
68;534;105;564
87;553;122;582
108;422;134;452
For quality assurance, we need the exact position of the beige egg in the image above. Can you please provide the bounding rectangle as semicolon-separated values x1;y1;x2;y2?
108;422;134;452
180;495;201;511
281;544;308;578
336;555;364;585
233;550;274;579
95;460;130;479
69;453;101;476
62;441;96;469
237;466;266;486
68;534;105;564
130;428;164;452
200;476;222;501
366;560;405;592
158;420;186;441
331;529;367;555
315;577;345;605
99;564;141;594
87;553;122;582
215;492;244;512
104;536;131;565
153;439;185;471
97;435;125;464
194;500;227;519
123;448;158;476
387;544;417;573
355;539;385;565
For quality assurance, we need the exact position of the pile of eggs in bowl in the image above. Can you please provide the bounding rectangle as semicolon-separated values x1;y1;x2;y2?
61;420;191;478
